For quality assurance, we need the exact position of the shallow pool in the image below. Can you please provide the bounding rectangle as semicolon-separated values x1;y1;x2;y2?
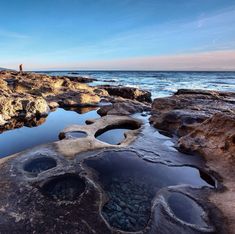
0;108;99;158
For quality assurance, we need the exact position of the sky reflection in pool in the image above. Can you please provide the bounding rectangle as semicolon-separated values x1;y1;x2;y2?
0;108;99;158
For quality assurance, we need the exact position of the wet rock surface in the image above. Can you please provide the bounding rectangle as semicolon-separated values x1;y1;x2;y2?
41;174;86;201
167;192;209;227
94;120;141;145
84;150;214;232
0;77;233;234
150;89;235;233
0;113;225;233
61;131;88;139
98;97;151;116
23;156;57;176
150;89;235;136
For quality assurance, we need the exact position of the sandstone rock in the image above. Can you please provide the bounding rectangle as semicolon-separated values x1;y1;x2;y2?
0;114;6;125
0;95;49;125
24;97;50;117
48;101;59;109
0;79;8;90
150;89;235;136
150;90;235;233
0;70;152;127
98;98;150;116
57;91;100;107
178;113;235;161
93;88;109;97
99;85;152;103
178;113;235;234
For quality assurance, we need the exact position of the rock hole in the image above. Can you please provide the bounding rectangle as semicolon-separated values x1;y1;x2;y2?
95;121;140;145
84;151;215;232
41;174;86;201
24;157;57;175
199;170;215;187
167;192;208;227
60;131;87;140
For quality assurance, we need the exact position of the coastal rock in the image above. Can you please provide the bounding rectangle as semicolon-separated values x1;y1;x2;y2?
99;85;152;103
98;98;150;116
0;114;222;233
0;95;49;123
0;70;151;126
0;79;9;90
150;89;235;233
56;91;101;107
178;113;235;233
64;75;97;83
178;112;235;163
150;89;235;136
0;71;105;125
0;114;6;125
24;97;50;117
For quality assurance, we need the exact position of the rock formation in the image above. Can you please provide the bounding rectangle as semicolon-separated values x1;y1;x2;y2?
150;89;235;233
0;70;151;128
150;89;235;136
0;69;234;233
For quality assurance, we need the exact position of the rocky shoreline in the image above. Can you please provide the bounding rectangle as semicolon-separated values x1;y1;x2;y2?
0;70;151;128
0;70;234;233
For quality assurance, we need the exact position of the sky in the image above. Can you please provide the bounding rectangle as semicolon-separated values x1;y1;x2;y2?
0;0;235;71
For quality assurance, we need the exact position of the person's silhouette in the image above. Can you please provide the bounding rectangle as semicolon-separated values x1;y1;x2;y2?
19;64;23;73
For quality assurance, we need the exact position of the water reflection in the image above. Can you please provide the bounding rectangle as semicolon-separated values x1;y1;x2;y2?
167;192;208;227
0;108;99;158
84;150;214;231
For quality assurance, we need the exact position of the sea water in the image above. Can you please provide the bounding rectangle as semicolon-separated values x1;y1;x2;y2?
36;70;235;98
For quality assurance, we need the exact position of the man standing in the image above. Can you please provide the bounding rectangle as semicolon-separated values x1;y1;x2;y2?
19;64;23;73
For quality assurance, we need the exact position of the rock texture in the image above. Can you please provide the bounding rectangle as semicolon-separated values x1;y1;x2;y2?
98;97;150;116
0;115;223;234
98;85;152;103
150;89;235;234
0;71;101;124
0;70;151;127
150;89;235;136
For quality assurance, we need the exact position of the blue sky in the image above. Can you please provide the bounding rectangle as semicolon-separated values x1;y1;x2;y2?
0;0;235;70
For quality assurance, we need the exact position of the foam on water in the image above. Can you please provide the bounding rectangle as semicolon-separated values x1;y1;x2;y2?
36;71;235;98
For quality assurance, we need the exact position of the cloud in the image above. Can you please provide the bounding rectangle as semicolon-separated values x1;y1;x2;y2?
1;5;235;70
0;28;29;39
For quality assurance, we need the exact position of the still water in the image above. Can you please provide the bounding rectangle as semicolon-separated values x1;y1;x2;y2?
0;108;99;158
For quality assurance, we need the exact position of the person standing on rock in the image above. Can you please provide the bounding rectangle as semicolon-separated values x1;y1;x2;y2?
19;64;23;73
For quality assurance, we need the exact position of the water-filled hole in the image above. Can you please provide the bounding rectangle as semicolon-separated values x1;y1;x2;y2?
66;131;87;139
24;157;57;175
199;170;216;187
41;174;86;201
59;131;87;140
95;121;141;145
84;150;215;232
167;192;208;227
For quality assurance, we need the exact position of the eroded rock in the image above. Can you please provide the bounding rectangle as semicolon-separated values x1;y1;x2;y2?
150;89;235;136
98;85;152;103
150;89;235;233
0;70;150;127
98;98;151;116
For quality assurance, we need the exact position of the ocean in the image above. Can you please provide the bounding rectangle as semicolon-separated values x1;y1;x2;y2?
36;71;235;98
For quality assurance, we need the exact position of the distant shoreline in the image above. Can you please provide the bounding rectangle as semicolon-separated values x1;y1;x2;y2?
32;70;235;73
